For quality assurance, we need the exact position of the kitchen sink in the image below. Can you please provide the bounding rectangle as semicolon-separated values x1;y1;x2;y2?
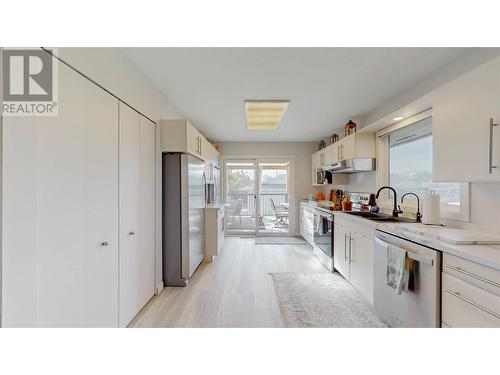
345;211;417;223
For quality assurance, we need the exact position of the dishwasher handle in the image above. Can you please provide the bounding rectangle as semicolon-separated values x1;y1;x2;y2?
375;233;436;267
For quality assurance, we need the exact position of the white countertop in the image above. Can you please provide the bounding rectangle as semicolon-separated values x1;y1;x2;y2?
333;211;500;271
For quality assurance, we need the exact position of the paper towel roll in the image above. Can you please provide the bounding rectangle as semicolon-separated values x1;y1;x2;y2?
422;192;440;225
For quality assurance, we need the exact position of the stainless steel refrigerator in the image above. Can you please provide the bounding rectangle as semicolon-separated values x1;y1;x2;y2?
162;153;206;286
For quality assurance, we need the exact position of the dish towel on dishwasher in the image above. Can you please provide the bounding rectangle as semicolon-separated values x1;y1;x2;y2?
386;244;407;295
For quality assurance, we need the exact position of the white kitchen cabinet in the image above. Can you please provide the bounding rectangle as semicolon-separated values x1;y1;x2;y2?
333;223;351;279
311;150;349;187
349;232;374;305
2;60;119;327
299;202;314;245
441;254;500;327
311;152;321;185
119;103;156;327
333;216;375;304
161;119;220;163
201;135;219;167
433;55;500;182
204;207;225;261
336;133;375;162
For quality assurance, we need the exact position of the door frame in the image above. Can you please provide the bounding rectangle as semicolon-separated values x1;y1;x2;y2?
222;155;296;237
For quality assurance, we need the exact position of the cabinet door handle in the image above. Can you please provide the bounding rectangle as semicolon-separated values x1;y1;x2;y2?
129;231;135;236
344;233;348;262
100;241;109;247
489;118;498;174
349;235;353;263
445;264;500;288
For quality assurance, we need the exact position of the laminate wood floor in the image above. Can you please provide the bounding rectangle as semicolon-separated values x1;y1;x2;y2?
129;236;327;328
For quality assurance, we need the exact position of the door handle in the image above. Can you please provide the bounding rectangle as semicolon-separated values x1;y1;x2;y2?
349;235;353;263
129;231;135;236
489;118;498;174
100;241;109;247
344;233;348;262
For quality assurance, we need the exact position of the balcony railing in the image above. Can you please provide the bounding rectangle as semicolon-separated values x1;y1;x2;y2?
225;193;289;231
225;193;288;216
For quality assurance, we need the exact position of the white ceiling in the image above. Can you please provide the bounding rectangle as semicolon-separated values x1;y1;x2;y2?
122;48;466;142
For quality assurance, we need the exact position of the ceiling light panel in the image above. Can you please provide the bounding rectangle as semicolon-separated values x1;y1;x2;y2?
245;101;289;131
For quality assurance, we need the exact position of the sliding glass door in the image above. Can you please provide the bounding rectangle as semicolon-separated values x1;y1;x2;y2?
224;158;292;235
225;161;257;233
258;161;290;234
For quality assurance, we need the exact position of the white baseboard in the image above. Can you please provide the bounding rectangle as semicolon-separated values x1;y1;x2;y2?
155;282;164;295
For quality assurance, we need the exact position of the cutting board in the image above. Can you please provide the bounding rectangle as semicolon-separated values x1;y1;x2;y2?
402;226;500;245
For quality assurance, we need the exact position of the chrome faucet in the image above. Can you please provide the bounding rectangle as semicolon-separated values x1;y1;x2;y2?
401;192;422;222
375;186;403;217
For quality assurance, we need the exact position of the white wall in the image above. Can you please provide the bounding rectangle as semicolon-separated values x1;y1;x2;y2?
54;48;181;123
355;50;500;232
218;142;320;234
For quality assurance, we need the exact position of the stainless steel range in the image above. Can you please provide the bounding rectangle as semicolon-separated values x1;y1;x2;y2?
311;193;373;272
312;206;334;270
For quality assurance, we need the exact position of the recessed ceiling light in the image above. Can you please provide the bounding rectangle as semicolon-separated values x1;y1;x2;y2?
393;116;404;122
245;100;289;131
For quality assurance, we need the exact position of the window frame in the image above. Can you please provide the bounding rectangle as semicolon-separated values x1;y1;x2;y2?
375;109;470;222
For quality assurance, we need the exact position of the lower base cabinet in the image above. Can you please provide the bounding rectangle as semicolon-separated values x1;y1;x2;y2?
299;203;314;245
349;232;374;305
333;218;374;305
204;207;225;261
442;254;500;327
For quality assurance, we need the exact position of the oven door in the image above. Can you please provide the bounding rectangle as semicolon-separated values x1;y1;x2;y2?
313;210;333;258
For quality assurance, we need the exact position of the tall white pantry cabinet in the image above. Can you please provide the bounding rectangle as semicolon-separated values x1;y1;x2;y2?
2;56;156;327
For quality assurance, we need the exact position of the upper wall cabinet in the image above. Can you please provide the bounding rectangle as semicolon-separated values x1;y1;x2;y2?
335;133;375;162
161;119;219;165
433;56;500;182
311;132;375;186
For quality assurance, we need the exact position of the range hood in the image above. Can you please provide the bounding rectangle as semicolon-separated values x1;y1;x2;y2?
322;158;375;174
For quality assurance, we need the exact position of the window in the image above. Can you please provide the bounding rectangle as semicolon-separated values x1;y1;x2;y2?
378;114;469;221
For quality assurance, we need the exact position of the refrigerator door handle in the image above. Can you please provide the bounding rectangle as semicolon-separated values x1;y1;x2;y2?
203;172;207;205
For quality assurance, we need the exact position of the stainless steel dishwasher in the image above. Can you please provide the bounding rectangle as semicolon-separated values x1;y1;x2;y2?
374;230;441;327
